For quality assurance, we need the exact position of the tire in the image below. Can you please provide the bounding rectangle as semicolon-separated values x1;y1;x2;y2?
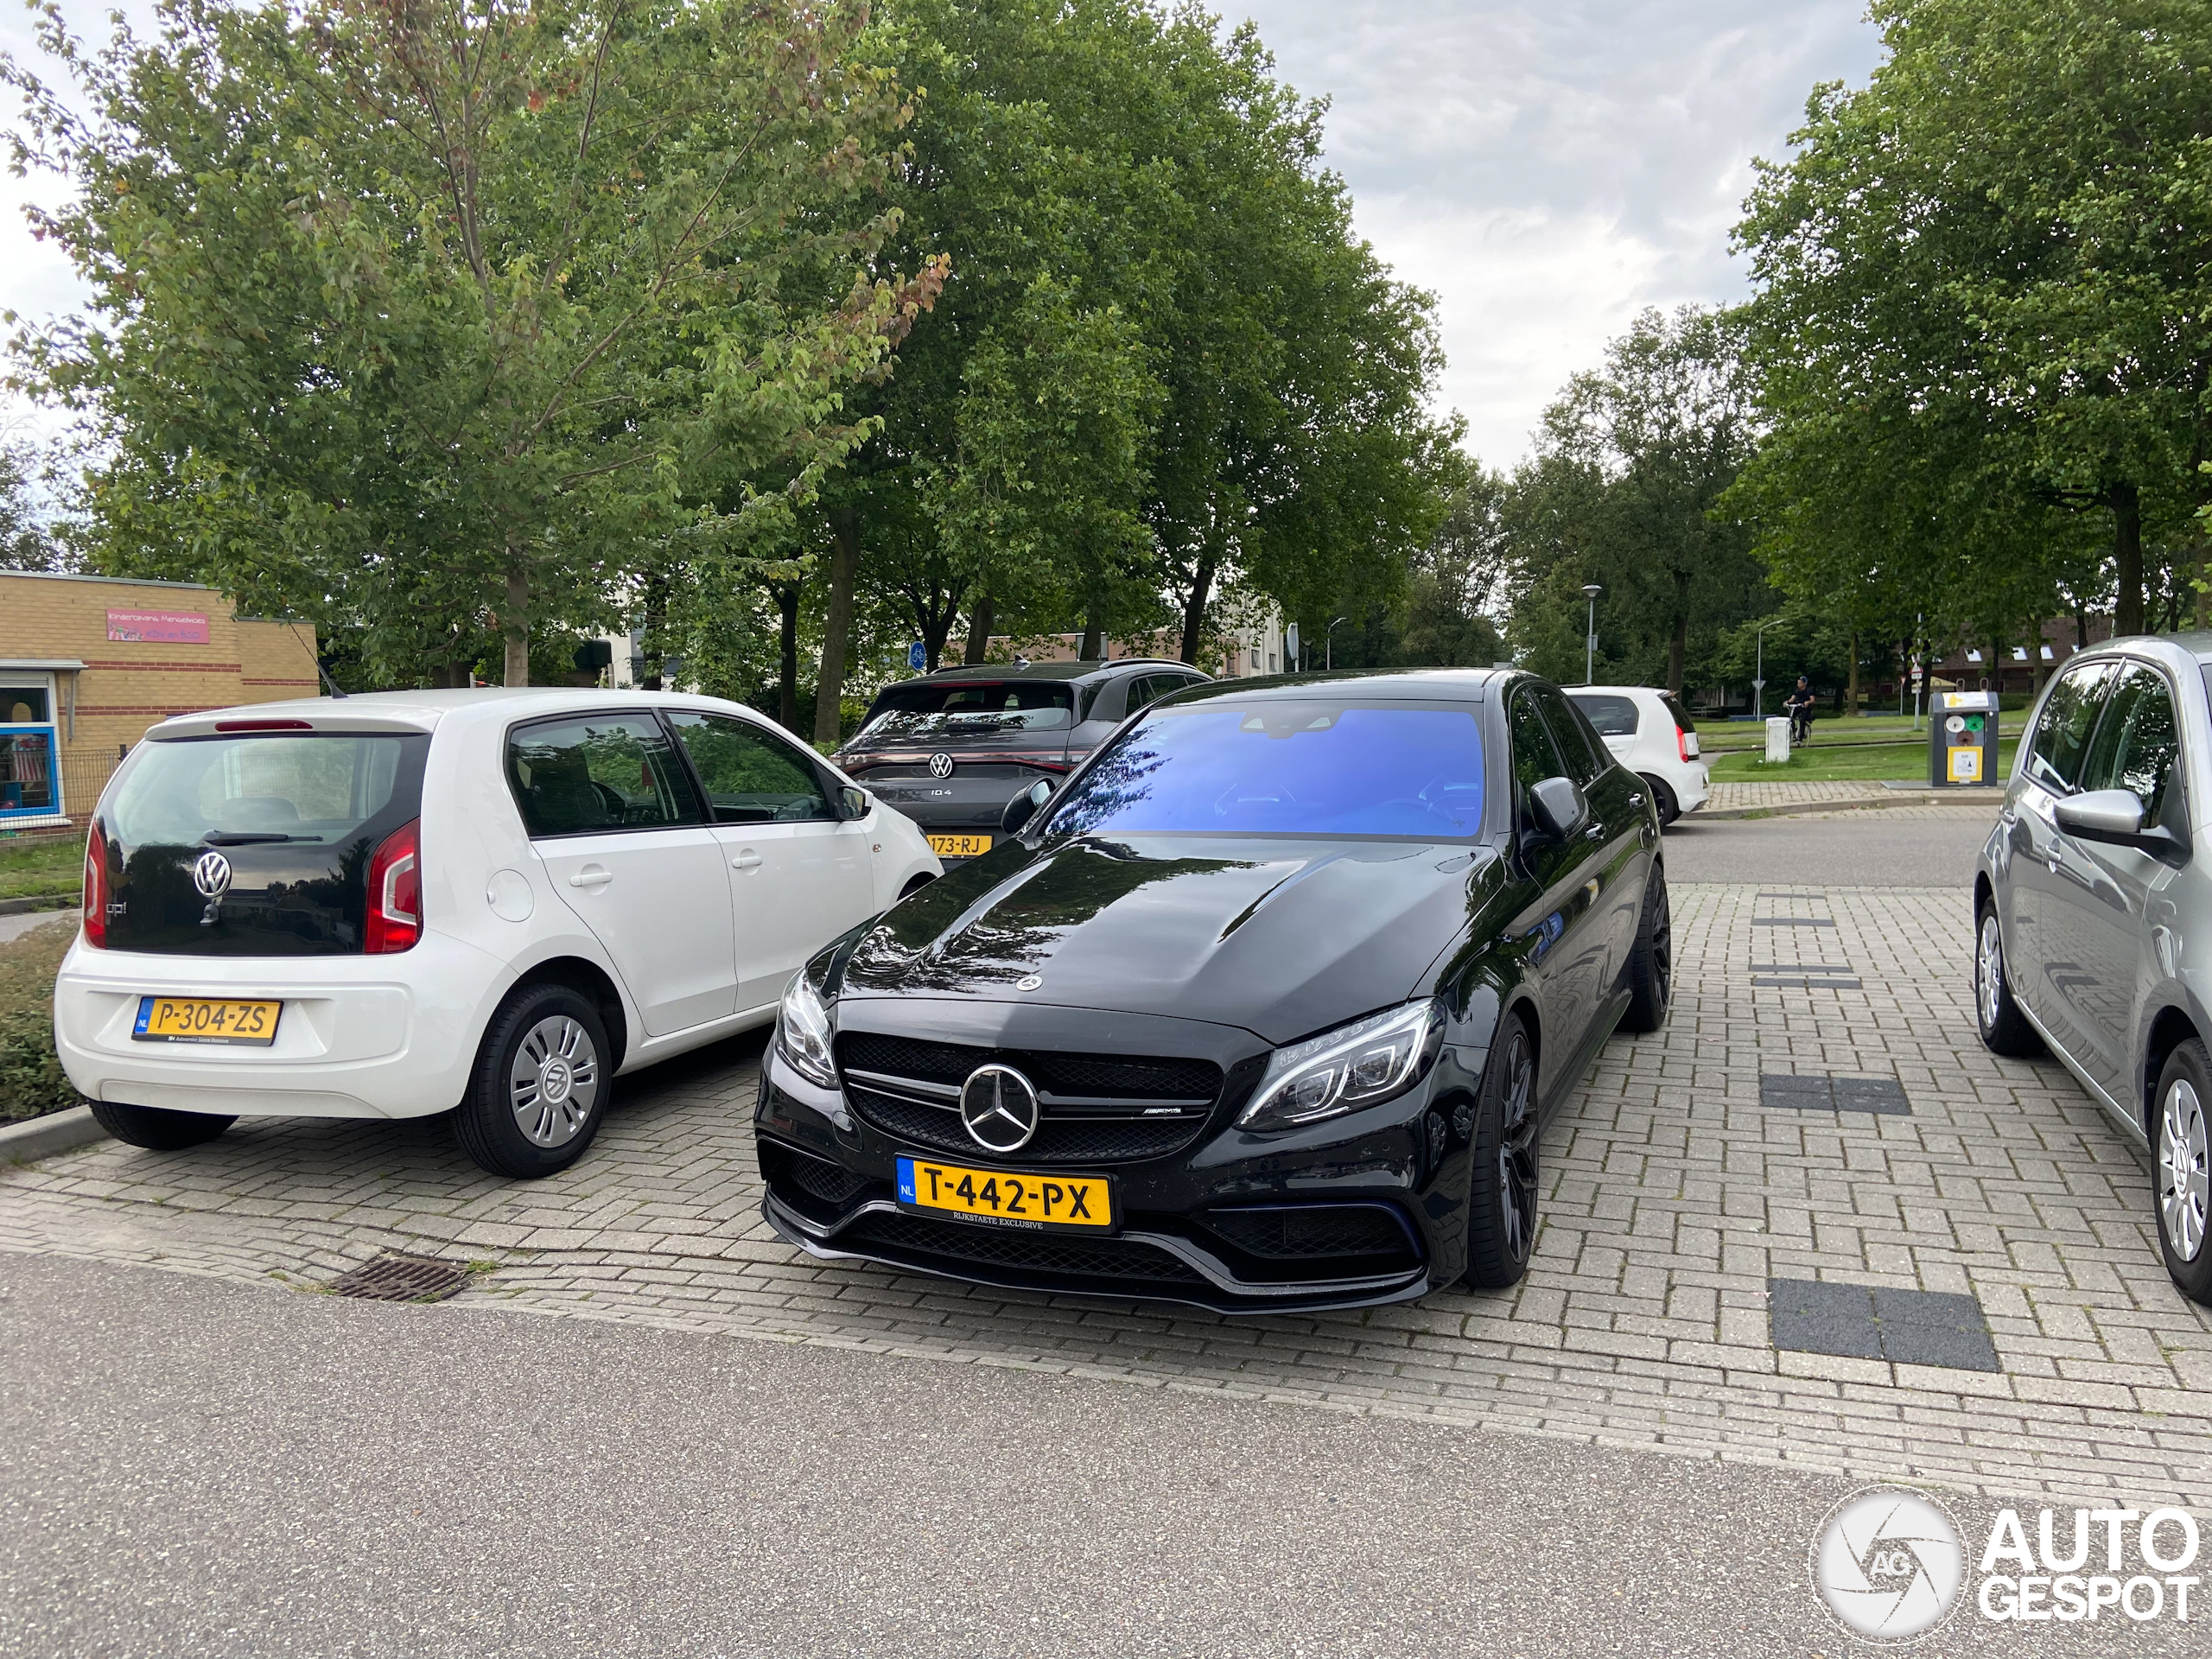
1460;1010;1539;1290
899;872;937;899
454;983;613;1179
2153;1042;2212;1306
1619;864;1673;1034
1639;774;1680;827
88;1098;235;1151
1974;898;2044;1058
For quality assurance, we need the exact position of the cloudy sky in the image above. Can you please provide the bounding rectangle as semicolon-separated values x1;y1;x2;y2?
0;1;1886;466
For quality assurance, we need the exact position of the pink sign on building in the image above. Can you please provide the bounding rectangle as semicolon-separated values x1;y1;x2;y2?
106;608;210;644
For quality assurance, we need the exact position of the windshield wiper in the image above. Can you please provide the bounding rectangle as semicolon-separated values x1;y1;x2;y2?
200;831;323;845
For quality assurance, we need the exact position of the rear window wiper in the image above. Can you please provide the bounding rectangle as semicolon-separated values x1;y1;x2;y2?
200;831;324;845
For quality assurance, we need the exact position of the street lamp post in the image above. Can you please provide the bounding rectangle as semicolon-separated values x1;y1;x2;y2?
1325;615;1349;671
1753;617;1779;719
1581;585;1603;685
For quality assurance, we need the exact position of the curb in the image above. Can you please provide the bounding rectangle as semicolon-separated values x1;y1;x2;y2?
0;1105;104;1165
0;893;79;917
1695;795;1998;822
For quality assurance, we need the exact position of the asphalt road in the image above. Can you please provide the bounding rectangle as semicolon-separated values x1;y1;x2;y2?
1664;805;2000;887
0;1255;2184;1659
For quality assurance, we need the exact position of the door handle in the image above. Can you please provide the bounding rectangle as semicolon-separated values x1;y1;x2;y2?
568;868;613;889
731;849;764;871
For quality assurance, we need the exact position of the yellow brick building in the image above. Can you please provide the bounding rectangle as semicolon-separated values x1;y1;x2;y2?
0;572;320;827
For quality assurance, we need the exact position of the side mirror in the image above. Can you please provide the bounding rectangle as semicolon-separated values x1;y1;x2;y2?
1001;778;1054;836
837;785;870;821
1526;776;1588;843
2056;787;2190;863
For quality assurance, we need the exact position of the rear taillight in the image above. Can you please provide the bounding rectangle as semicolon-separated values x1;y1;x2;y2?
82;821;109;948
1677;728;1691;764
365;818;421;954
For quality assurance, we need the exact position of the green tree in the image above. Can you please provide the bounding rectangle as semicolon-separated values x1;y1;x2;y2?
7;0;939;685
1504;308;1772;692
794;0;1455;741
1734;0;2212;643
0;442;65;570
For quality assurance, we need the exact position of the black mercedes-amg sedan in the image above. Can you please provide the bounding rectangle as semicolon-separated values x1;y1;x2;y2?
754;668;1670;1313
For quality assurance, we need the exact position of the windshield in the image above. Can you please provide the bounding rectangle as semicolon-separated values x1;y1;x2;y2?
1042;702;1486;840
111;734;410;847
857;681;1075;741
99;733;429;956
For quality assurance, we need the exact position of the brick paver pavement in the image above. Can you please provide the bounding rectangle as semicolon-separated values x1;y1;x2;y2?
5;884;2209;1510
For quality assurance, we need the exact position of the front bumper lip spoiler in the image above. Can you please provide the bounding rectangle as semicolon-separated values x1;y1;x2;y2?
761;1186;1431;1318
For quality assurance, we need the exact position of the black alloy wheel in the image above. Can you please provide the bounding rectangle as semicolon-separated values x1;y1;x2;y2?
1974;898;2043;1058
1461;1011;1538;1290
88;1099;235;1151
1640;774;1680;827
454;982;612;1179
1619;865;1673;1033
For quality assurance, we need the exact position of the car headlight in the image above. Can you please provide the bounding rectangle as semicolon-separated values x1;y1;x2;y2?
1238;999;1446;1134
776;972;838;1090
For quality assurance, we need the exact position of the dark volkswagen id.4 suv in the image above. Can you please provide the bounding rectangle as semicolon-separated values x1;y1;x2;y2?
835;658;1209;864
757;669;1671;1313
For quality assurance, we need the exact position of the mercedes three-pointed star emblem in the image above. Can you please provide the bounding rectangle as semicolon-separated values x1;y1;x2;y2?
959;1063;1041;1154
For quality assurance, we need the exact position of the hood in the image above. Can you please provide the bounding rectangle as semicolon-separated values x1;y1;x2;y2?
837;834;1490;1046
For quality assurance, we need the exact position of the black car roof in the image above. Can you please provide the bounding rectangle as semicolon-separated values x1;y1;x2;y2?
880;658;1196;691
1167;668;1498;704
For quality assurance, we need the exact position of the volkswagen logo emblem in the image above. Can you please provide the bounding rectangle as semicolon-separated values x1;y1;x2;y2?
191;849;233;899
959;1063;1041;1154
928;752;955;779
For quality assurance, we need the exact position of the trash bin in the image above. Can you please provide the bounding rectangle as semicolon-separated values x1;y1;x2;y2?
1765;716;1792;764
1929;690;1998;786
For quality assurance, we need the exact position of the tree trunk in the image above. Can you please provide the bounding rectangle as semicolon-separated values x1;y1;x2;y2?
1079;604;1103;662
2197;542;2212;631
2030;622;2050;694
813;508;862;747
963;590;995;665
1666;572;1689;697
1176;555;1217;666
2113;480;2145;636
1847;631;1859;715
777;582;801;734
502;556;530;687
639;567;668;690
1986;634;2003;697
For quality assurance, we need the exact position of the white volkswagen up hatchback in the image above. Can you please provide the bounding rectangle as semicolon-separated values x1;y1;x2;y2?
53;690;939;1177
1565;685;1709;825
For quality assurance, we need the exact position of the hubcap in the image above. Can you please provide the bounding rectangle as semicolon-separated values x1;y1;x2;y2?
1497;1029;1538;1263
511;1016;601;1147
1977;912;2004;1033
2159;1078;2210;1263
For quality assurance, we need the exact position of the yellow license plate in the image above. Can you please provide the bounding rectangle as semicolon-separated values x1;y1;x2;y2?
926;833;993;857
133;996;282;1046
896;1155;1114;1231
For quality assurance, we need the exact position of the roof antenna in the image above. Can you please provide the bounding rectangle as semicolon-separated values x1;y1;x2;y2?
287;620;346;698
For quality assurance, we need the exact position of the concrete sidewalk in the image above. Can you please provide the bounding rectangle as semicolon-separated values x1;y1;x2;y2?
1700;779;2001;818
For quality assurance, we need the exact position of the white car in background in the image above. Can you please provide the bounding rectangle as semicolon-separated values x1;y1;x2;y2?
1565;685;1710;826
53;690;939;1178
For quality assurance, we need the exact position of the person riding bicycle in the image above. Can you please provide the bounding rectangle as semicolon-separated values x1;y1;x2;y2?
1784;676;1817;745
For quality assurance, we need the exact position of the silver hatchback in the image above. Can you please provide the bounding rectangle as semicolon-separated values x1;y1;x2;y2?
1974;634;2212;1306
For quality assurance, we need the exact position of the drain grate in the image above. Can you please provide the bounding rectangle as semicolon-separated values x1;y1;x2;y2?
328;1253;474;1303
